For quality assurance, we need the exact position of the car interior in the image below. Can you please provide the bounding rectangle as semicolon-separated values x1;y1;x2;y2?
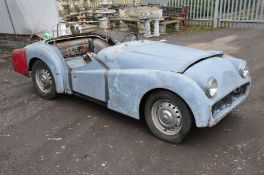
52;37;113;68
50;33;138;69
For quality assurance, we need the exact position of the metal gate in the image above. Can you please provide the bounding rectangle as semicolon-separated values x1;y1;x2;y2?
143;0;264;28
218;0;264;28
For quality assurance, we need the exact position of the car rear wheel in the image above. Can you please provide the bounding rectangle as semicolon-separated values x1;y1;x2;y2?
144;90;192;144
32;60;57;100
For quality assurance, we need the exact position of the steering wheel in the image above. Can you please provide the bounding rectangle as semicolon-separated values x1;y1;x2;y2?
83;52;96;63
121;32;139;43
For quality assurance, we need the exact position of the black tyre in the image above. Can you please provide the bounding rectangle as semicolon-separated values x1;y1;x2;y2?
32;60;57;100
144;90;193;144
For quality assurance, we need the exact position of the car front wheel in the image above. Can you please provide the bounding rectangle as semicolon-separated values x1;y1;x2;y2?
32;60;57;100
144;90;193;144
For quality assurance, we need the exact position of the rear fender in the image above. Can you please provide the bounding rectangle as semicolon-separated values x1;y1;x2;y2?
26;43;70;94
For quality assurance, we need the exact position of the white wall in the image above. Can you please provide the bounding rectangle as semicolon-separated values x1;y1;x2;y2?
0;0;60;36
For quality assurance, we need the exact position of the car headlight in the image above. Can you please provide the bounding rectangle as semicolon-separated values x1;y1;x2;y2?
239;63;249;78
205;78;218;97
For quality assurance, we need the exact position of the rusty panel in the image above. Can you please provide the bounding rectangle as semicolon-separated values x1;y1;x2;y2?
54;38;92;58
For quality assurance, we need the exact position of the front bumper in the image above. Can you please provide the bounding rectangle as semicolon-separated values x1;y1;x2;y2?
208;83;250;127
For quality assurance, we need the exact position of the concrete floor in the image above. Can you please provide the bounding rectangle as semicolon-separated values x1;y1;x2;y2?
0;28;263;175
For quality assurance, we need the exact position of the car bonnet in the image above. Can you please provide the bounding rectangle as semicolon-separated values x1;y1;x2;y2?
96;40;223;73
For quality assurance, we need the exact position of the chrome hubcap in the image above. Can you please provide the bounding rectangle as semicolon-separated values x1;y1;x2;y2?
35;69;52;93
151;101;182;135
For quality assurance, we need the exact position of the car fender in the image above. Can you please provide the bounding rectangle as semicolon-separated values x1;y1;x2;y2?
25;42;70;94
107;69;210;127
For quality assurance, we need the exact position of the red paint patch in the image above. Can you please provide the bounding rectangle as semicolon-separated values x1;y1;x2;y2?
12;48;29;76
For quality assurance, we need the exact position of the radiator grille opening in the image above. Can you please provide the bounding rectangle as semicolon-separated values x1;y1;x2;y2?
212;83;249;116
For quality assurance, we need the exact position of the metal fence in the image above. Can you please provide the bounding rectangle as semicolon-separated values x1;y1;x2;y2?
143;0;264;28
218;0;264;28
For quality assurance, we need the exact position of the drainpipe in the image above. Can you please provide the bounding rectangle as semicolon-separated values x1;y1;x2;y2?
4;0;17;38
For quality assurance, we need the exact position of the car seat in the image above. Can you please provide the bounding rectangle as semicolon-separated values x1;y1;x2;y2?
92;39;110;54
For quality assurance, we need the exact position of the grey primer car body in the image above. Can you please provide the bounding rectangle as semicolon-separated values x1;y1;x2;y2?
24;34;250;128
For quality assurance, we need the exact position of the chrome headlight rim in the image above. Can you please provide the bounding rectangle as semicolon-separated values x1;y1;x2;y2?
205;77;218;98
239;63;249;78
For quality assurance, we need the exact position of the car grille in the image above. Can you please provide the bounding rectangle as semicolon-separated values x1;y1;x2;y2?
212;83;249;116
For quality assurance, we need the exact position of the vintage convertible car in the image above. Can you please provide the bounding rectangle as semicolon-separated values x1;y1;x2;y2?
12;33;250;143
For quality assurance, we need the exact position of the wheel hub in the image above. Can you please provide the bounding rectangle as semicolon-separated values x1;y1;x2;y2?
39;74;50;89
35;68;52;93
151;101;182;135
159;109;177;127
